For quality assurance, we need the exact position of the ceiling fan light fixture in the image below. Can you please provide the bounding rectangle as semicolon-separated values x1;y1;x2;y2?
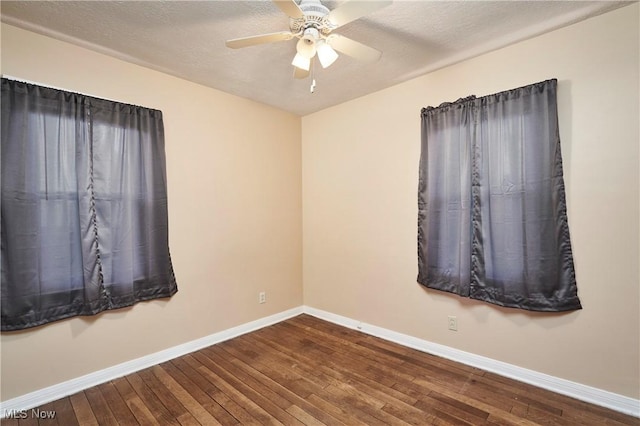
292;52;311;71
317;40;338;68
296;35;317;59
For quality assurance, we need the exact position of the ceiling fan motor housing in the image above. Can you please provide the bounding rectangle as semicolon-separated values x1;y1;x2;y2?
299;0;329;15
290;0;333;36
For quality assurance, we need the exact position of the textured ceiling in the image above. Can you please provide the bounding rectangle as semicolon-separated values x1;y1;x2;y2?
0;0;632;116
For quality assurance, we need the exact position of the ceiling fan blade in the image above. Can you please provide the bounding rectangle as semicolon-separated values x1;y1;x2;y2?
272;0;305;19
293;61;312;79
328;34;382;62
327;0;392;28
226;31;294;49
293;66;310;79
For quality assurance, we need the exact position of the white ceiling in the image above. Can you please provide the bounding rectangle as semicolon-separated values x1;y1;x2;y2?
0;0;632;116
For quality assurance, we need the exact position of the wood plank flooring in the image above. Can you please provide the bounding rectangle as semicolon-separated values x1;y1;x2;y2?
2;314;638;425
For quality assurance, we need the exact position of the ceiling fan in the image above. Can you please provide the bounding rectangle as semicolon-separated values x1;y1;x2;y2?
225;0;392;80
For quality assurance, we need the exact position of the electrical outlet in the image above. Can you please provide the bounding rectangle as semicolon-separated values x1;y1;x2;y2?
448;315;458;331
259;291;266;304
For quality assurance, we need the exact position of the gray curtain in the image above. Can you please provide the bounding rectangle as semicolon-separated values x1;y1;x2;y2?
1;78;177;331
418;79;581;311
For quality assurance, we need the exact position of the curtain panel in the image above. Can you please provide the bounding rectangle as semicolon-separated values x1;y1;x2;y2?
417;79;581;312
1;78;177;331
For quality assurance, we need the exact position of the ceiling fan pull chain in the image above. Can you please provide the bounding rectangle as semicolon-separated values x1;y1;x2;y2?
310;57;317;93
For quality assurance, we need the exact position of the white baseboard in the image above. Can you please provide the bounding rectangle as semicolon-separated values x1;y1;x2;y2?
2;304;638;419
302;306;640;418
0;306;303;417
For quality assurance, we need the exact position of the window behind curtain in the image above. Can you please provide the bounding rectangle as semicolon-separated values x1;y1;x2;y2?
417;79;581;312
1;78;177;331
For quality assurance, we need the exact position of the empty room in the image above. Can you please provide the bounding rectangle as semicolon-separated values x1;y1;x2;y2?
1;0;638;424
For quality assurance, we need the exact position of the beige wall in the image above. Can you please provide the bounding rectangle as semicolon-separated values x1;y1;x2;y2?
302;4;639;399
0;24;302;400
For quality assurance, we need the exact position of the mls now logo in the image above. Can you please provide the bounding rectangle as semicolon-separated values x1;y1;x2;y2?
3;408;56;419
3;409;27;419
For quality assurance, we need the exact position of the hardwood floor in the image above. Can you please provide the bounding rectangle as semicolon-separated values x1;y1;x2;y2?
3;314;638;425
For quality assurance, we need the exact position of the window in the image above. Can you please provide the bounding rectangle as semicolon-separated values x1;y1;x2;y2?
1;78;177;331
417;79;581;311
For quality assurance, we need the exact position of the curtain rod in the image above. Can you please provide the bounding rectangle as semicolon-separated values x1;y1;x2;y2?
1;74;158;111
1;74;127;105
